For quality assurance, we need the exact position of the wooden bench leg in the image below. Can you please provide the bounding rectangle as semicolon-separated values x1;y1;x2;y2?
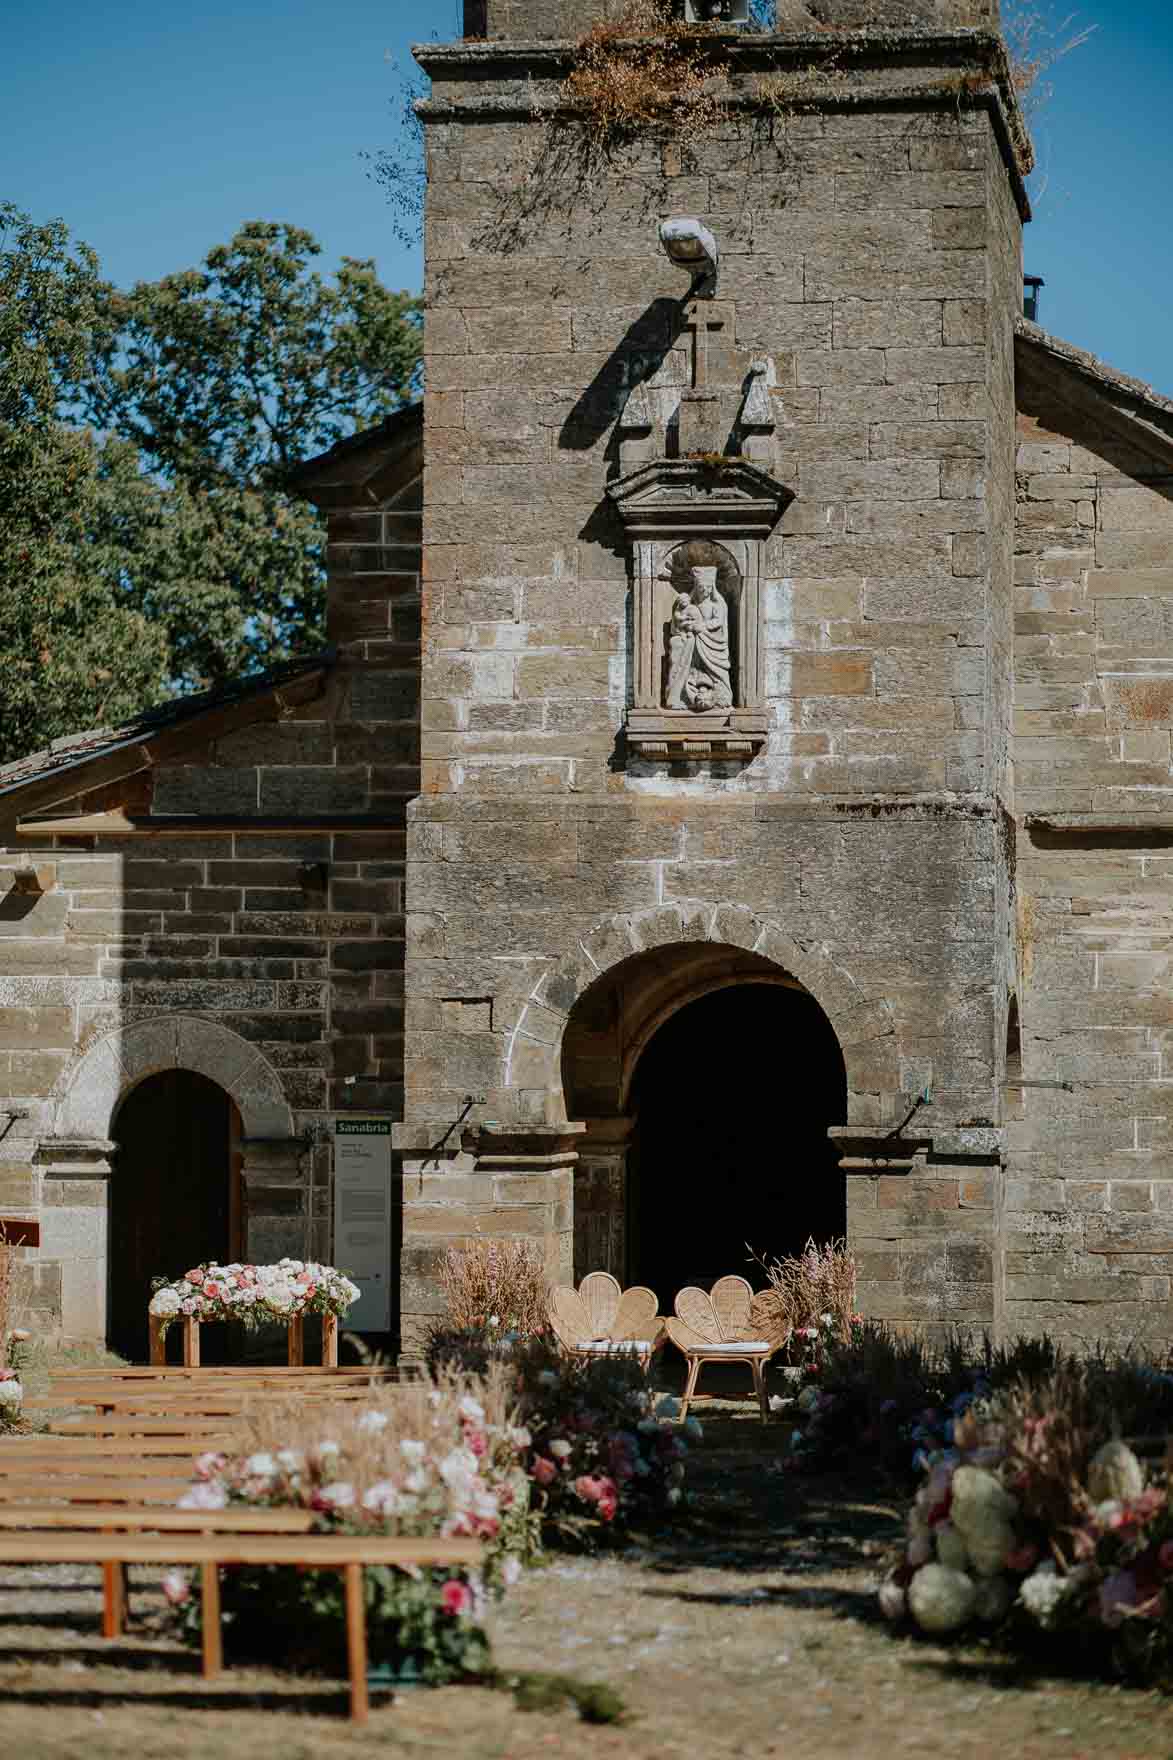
183;1316;200;1368
101;1561;126;1638
201;1561;223;1679
149;1316;166;1366
344;1561;369;1724
288;1315;304;1366
322;1311;339;1368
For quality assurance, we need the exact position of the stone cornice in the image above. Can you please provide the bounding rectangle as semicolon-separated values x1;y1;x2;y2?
414;26;1031;203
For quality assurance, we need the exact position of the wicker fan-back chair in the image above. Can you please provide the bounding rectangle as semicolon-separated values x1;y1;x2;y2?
666;1276;784;1423
549;1273;663;1371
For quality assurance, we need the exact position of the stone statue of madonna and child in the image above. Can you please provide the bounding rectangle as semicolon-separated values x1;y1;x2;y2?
664;564;733;711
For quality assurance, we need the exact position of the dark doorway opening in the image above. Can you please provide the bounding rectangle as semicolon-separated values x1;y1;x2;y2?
627;982;846;1310
109;1069;243;1361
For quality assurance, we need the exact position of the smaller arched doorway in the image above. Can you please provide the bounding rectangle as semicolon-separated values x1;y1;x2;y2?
627;983;846;1302
109;1071;244;1359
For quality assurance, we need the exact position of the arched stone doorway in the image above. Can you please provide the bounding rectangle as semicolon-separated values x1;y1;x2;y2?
40;1016;301;1349
627;983;846;1303
560;937;848;1302
108;1070;245;1360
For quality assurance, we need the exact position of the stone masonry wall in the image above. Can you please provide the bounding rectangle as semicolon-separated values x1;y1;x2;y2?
1008;373;1173;1348
0;473;421;1343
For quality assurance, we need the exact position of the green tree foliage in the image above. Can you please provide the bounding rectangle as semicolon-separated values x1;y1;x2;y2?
0;205;168;764
80;220;421;690
0;209;421;765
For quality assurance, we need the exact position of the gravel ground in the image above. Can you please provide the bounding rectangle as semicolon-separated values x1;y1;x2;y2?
1;1398;1172;1758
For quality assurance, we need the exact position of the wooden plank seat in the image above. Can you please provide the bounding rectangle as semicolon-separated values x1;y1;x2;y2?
46;1416;251;1438
665;1276;788;1423
2;1436;237;1457
0;1524;482;1722
0;1475;194;1502
30;1384;391;1416
549;1272;664;1372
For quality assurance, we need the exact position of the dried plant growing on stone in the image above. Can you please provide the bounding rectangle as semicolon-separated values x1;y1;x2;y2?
439;1238;551;1336
750;1235;858;1345
562;0;730;154
1002;2;1096;114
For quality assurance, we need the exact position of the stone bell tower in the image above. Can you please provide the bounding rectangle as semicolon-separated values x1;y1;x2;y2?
398;0;1030;1349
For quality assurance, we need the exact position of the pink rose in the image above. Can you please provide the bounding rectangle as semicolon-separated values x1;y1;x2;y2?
574;1474;603;1505
186;1270;202;1285
532;1456;556;1487
161;1569;190;1606
440;1579;472;1618
596;1477;618;1521
466;1431;487;1458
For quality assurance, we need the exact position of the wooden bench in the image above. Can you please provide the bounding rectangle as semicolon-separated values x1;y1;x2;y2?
0;1520;482;1722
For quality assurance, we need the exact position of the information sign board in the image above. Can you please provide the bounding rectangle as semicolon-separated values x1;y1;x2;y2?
332;1118;392;1332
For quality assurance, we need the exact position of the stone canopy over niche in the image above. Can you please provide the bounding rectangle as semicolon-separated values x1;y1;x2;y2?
607;458;791;763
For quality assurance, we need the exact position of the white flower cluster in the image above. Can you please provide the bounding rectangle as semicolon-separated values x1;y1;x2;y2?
150;1258;361;1328
1017;1560;1072;1630
0;1375;22;1409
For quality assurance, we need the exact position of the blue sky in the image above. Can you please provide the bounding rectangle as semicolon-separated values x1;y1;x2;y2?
4;2;1172;391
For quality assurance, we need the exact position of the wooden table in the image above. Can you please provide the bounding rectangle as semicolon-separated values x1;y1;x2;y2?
149;1308;340;1367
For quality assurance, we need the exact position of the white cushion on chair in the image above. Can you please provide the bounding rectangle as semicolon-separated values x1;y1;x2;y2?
581;1339;654;1353
691;1340;771;1355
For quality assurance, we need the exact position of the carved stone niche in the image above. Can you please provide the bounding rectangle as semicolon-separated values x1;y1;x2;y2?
607;458;791;763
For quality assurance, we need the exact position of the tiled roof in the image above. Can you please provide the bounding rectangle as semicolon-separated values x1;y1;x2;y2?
1016;318;1173;439
0;651;334;799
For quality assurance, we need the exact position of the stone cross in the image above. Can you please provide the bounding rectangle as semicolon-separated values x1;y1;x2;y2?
684;299;726;392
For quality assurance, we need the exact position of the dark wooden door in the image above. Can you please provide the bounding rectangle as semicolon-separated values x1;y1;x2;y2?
109;1070;238;1361
628;984;847;1309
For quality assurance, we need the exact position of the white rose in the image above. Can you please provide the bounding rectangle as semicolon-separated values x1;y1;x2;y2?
318;1482;355;1509
548;1438;572;1460
362;1480;402;1515
0;1380;23;1407
459;1396;485;1423
276;1449;304;1472
244;1452;276;1478
178;1482;228;1511
400;1439;426;1463
357;1410;388;1434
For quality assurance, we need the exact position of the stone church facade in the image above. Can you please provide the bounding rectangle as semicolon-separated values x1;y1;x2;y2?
5;0;1173;1355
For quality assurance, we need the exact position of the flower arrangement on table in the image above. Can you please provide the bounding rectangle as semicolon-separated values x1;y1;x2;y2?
149;1258;361;1334
165;1366;537;1684
879;1361;1173;1688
